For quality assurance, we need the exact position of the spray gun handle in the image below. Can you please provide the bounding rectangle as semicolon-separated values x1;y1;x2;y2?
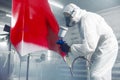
56;39;65;45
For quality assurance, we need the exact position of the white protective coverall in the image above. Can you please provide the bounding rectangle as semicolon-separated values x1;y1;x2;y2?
62;3;118;80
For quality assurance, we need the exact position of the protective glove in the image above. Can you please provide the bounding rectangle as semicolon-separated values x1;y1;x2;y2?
60;43;70;53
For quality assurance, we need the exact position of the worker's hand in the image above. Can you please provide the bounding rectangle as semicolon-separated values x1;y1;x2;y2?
60;43;70;53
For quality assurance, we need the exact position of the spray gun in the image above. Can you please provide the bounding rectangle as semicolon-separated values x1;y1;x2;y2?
56;26;68;54
56;26;69;56
56;26;74;76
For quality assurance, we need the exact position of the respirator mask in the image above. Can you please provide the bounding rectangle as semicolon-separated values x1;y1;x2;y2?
64;11;76;27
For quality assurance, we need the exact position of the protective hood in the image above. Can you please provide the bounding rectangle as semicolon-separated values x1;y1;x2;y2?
63;3;82;23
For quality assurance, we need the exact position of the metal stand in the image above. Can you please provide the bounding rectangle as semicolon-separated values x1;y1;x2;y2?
8;37;11;76
26;54;30;80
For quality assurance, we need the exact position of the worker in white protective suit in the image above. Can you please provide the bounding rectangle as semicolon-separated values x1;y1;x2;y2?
59;3;118;80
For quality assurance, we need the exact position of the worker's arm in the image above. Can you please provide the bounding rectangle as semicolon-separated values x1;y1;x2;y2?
70;15;100;56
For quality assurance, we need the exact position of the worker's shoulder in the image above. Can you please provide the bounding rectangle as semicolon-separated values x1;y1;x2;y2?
87;11;102;18
81;11;103;21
